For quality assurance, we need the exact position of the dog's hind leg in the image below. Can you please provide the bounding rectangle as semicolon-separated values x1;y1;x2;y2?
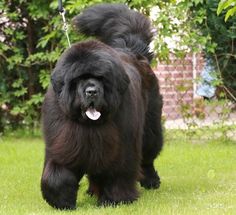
98;175;139;206
140;89;163;189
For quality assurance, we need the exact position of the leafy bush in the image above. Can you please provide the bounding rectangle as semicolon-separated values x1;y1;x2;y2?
192;0;236;100
0;0;124;132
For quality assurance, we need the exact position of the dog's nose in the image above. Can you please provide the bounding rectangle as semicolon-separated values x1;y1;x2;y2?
85;86;98;98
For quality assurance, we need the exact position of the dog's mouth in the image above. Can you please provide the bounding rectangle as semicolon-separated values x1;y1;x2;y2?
84;103;101;121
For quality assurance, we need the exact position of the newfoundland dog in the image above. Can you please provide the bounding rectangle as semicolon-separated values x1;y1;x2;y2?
41;3;163;209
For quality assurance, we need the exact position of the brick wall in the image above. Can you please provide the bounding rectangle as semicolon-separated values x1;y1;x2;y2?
154;54;204;120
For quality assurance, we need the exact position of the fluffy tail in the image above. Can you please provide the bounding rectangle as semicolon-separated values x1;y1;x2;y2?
73;4;153;61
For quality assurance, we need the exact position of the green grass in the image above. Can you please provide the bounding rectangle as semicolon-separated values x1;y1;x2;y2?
0;135;236;215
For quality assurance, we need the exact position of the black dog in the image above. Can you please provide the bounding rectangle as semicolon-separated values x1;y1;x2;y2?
41;3;163;209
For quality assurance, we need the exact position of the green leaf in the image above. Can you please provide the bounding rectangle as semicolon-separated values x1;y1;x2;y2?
12;79;24;88
26;93;43;106
10;106;26;115
217;0;236;17
225;6;236;21
39;70;50;89
37;31;57;48
13;88;27;97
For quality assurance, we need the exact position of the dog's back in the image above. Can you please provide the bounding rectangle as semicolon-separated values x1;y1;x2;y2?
73;4;153;61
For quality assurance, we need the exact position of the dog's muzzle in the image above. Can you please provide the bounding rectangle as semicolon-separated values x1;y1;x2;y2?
83;80;103;121
85;86;99;100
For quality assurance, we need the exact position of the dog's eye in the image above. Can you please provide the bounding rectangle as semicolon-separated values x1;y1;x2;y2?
78;74;104;81
96;76;104;81
68;80;78;92
79;74;94;80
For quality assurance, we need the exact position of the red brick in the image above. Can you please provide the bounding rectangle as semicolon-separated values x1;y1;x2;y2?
152;53;206;120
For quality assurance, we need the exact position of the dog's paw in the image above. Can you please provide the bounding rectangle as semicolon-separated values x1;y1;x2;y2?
98;196;134;207
140;175;161;189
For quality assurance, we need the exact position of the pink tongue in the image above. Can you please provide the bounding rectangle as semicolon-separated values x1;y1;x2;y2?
85;108;101;120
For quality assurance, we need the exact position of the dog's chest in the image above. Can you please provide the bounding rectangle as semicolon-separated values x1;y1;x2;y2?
50;122;121;172
77;127;120;172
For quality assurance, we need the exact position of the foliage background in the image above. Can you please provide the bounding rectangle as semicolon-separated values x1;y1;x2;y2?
0;0;235;132
192;0;236;100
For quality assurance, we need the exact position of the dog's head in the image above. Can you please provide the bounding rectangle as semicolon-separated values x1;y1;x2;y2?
51;41;130;124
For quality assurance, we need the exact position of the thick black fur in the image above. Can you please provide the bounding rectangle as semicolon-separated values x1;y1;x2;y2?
41;3;163;210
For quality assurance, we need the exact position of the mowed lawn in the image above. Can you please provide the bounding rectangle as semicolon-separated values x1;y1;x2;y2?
0;134;235;215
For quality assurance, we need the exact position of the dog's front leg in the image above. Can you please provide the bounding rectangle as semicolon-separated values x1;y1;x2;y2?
41;160;83;210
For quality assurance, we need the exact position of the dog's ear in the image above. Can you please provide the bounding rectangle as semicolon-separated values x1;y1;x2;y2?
51;69;64;95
